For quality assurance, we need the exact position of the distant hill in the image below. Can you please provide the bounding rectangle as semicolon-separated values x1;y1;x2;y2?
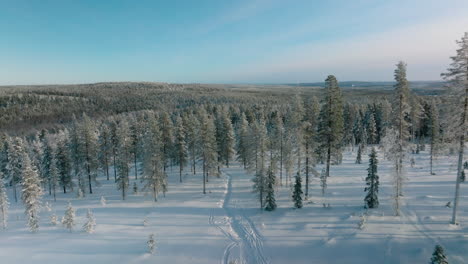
290;81;445;90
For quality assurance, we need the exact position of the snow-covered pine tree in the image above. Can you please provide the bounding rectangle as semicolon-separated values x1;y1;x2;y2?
6;137;26;203
78;114;99;194
429;99;441;175
264;166;276;211
251;116;268;206
129;115;143;180
183;112;200;175
292;172;303;209
236;113;250;169
317;75;344;177
367;112;378;145
200;110;218;194
430;245;448;264
303;96;319;198
50;214;58;226
142;114;166;201
21;153;43;232
174;115;187;183
160;112;174;172
100;196;106;206
147;233;156;254
83;209;96;234
441;32;468;225
62;202;76;232
69;117;85;195
364;148;379;209
0;172;9;229
220;110;235;168
98;123;112;181
115;119;131;200
56;130;72;193
41;137;54;196
320;168;327;197
391;61;411;216
272;112;284;184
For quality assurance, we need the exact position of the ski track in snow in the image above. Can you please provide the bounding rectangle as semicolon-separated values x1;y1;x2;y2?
209;170;269;264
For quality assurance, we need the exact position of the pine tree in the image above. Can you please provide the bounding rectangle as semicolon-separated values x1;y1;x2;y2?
56;130;72;193
391;61;411;216
367;112;377;144
0;172;9;229
236;113;250;169
21;154;43;232
251;117;268;206
317;75;344;177
303;96;319;198
50;214;58;226
200;110;218;194
160;112;174;172
147;233;156;254
429;99;441;175
320;168;327;197
364;148;379;209
115;120;131;200
441;32;468;225
79;114;99;194
69;118;85;194
7;137;26;203
129;116;143;180
355;145;362;164
83;209;96;234
220;110;235;167
430;245;448;264
183;112;200;175
264;166;276;211
292;172;303;209
174;115;187;183
142;114;166;202
62;202;76;232
98;123;112;181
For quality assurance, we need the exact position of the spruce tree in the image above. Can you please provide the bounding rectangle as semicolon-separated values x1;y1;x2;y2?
174;115;187;183
200;110;218;194
98;123;112;181
441;32;468;225
79;114;99;194
142;114;166;202
430;245;448;264
364;148;379;209
264;166;276;211
7;137;26;203
0;172;9;229
220;110;235;167
183;112;200;175
429;99;440;175
147;233;156;254
62;202;76;232
83;209;96;234
355;145;362;164
21;153;43;232
236;113;250;169
115;120;131;200
317;75;344;177
292;172;303;209
56;130;72;193
160;112;174;172
129;116;143;180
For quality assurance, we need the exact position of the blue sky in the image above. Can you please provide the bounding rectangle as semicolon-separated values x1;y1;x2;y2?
1;0;468;85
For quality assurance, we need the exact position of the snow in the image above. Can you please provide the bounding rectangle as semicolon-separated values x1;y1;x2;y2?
0;148;467;263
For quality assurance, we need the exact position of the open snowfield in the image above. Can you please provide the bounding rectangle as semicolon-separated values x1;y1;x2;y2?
0;148;467;264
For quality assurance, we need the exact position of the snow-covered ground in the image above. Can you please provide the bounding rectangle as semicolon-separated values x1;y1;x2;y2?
0;148;467;264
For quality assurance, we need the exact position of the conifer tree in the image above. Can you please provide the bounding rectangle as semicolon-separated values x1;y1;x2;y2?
98;123;112;181
303;96;319;198
147;233;156;254
174;115;187;183
21;153;43;232
183;112;200;175
317;75;344;177
292;172;303;209
83;209;96;234
364;148;379;209
142;114;166;201
62;202;76;232
129;116;143;180
115;120;131;200
441;32;468;225
160;112;174;172
264;166;276;211
56;130;72;193
355;145;362;164
391;61;411;216
220;111;235;167
7;137;26;203
79;114;99;194
69;118;85;194
0;172;9;229
430;245;448;264
236;113;250;169
200;111;218;194
429;99;441;175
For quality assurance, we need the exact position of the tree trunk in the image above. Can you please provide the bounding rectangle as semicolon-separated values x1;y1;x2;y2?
451;86;467;224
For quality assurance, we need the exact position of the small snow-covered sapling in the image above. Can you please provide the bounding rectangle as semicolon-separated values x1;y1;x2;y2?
147;233;156;254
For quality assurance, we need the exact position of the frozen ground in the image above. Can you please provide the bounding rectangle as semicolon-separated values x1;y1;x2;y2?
0;148;467;263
